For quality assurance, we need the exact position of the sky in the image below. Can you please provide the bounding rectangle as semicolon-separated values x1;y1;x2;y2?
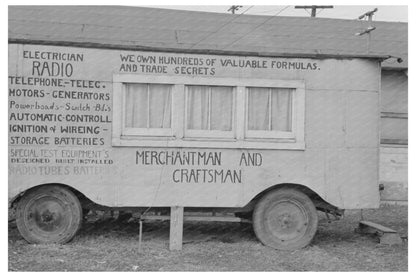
142;5;408;22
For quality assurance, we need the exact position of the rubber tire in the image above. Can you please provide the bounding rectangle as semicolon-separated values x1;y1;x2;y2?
253;188;318;250
16;185;82;244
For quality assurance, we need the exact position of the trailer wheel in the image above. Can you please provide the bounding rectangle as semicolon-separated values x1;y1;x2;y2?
253;188;318;250
15;185;82;244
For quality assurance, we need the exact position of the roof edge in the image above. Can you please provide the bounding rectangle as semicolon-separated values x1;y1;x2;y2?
8;38;390;61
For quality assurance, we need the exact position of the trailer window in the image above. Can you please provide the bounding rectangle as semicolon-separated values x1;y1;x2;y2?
185;85;234;138
123;83;173;136
246;87;294;139
113;74;305;149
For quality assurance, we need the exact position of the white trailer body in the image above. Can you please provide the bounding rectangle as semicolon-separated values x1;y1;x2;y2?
8;43;383;249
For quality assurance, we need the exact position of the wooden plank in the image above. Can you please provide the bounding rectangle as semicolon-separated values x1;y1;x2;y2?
169;206;184;251
356;221;403;246
359;220;397;233
141;214;252;223
141;215;170;221
380;112;408;119
185;216;252;223
380;139;408;145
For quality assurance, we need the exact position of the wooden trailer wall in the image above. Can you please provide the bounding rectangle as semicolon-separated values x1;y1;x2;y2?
8;44;381;209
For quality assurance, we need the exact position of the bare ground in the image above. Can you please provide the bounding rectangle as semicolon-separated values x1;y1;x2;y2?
8;204;408;271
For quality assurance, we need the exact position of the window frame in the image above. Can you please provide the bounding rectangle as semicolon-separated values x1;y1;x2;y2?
112;74;305;150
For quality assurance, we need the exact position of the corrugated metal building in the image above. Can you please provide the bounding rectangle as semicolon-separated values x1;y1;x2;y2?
8;5;408;203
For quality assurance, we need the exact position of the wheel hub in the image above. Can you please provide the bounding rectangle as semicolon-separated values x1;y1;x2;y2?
278;213;293;228
41;210;55;223
266;200;309;241
28;197;66;233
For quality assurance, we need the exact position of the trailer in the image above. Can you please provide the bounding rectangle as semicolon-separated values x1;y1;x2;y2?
9;15;386;249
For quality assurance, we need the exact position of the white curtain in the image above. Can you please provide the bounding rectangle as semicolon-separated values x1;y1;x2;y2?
248;87;270;130
187;86;209;130
125;83;171;129
210;86;233;131
187;86;233;131
149;84;171;128
248;87;292;131
271;88;292;131
125;83;147;128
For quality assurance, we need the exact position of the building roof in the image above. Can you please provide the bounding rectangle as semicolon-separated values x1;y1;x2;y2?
8;5;408;69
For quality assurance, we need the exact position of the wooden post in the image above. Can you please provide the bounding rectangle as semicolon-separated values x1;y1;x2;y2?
169;206;184;251
294;5;333;18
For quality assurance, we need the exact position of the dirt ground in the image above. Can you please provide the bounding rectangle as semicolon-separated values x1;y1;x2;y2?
8;204;408;271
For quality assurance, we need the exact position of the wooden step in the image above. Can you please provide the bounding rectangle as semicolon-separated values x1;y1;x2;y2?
359;220;397;233
356;220;403;246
